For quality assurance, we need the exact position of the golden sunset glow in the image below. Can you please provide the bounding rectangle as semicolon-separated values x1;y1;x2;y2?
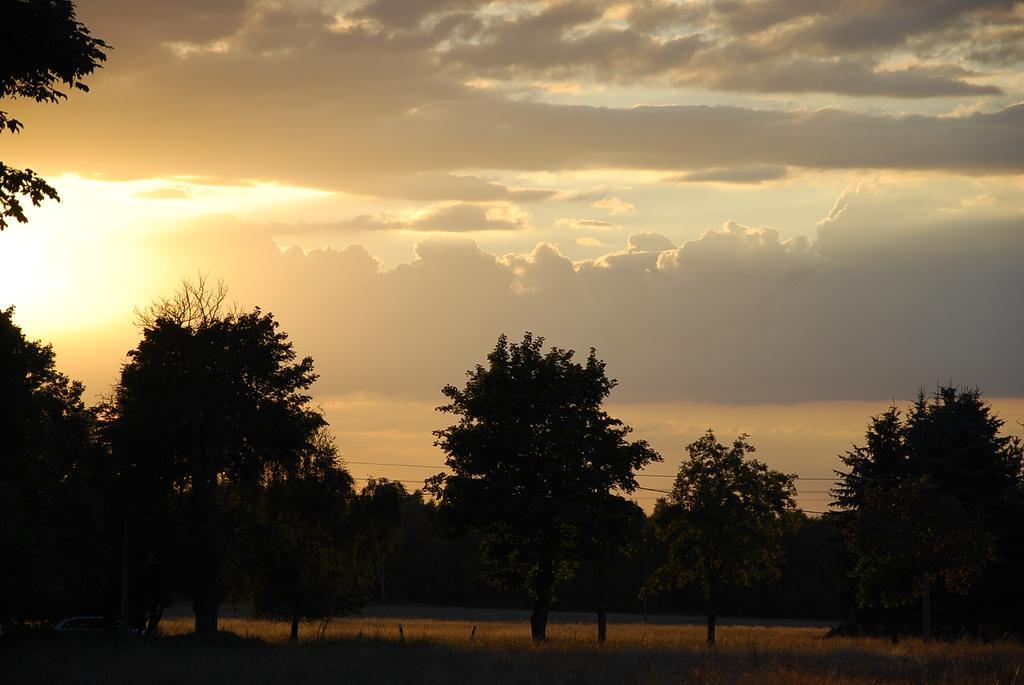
2;0;1022;512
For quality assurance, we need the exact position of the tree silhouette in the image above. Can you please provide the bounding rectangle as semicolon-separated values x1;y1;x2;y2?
0;0;108;230
106;279;324;634
0;306;108;623
577;494;645;643
352;478;408;601
426;332;660;641
649;431;797;645
234;430;365;641
834;386;1024;639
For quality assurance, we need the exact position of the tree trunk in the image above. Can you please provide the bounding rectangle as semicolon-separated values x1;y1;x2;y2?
120;506;131;631
597;560;607;644
531;554;554;642
706;584;718;646
290;614;300;642
191;460;221;636
144;603;164;638
889;609;900;644
192;533;221;635
640;535;649;625
921;571;931;644
194;603;219;635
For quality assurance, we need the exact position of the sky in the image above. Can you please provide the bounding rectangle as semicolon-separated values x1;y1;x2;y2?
2;0;1023;510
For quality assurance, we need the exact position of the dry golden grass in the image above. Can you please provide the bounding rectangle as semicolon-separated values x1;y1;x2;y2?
6;614;1023;684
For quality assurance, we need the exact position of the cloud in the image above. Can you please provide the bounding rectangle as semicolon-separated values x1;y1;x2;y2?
76;0;250;58
134;186;192;200
13;93;1024;191
749;0;1020;53
132;183;1022;404
264;202;531;234
556;218;614;230
427;0;1015;96
352;0;491;29
626;231;676;253
591;196;636;214
339;173;556;203
4;0;1022;200
368;100;1024;175
965;26;1024;65
674;165;790;185
689;57;1003;98
400;202;529;232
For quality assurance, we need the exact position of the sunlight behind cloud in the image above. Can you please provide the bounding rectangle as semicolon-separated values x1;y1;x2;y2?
0;174;334;334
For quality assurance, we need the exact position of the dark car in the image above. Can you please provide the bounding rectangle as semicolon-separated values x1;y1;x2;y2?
52;617;134;634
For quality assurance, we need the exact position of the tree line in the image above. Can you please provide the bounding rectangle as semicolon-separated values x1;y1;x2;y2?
2;279;1022;644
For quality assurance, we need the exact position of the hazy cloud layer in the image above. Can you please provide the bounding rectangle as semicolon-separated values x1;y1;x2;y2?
11;90;1024;196
137;184;1024;404
262;201;530;233
2;0;1019;201
674;165;790;185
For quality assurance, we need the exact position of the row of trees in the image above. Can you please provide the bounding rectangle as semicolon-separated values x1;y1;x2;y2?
422;333;801;643
1;281;405;639
3;279;1022;643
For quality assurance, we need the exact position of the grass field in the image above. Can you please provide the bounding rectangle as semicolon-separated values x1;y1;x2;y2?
5;613;1023;684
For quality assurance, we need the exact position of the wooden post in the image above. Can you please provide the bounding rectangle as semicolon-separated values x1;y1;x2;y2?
921;572;931;644
597;560;607;644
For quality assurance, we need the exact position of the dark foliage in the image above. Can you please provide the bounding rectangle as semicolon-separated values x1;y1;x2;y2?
105;280;325;634
834;385;1024;638
426;333;661;641
0;0;109;229
0;307;108;623
648;431;797;644
231;433;406;641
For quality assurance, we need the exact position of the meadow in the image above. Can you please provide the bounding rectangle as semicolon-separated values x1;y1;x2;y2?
5;611;1023;685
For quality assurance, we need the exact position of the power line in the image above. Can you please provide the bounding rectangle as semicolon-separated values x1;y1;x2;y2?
345;460;840;482
355;478;836;509
346;461;450;470
635;473;839;480
350;475;837;514
351;475;837;498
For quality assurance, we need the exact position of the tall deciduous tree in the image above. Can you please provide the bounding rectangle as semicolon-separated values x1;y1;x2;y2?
649;431;797;645
426;333;660;641
107;279;324;634
0;0;108;229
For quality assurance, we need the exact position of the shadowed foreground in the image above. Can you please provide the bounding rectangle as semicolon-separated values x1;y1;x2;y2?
6;618;1023;685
